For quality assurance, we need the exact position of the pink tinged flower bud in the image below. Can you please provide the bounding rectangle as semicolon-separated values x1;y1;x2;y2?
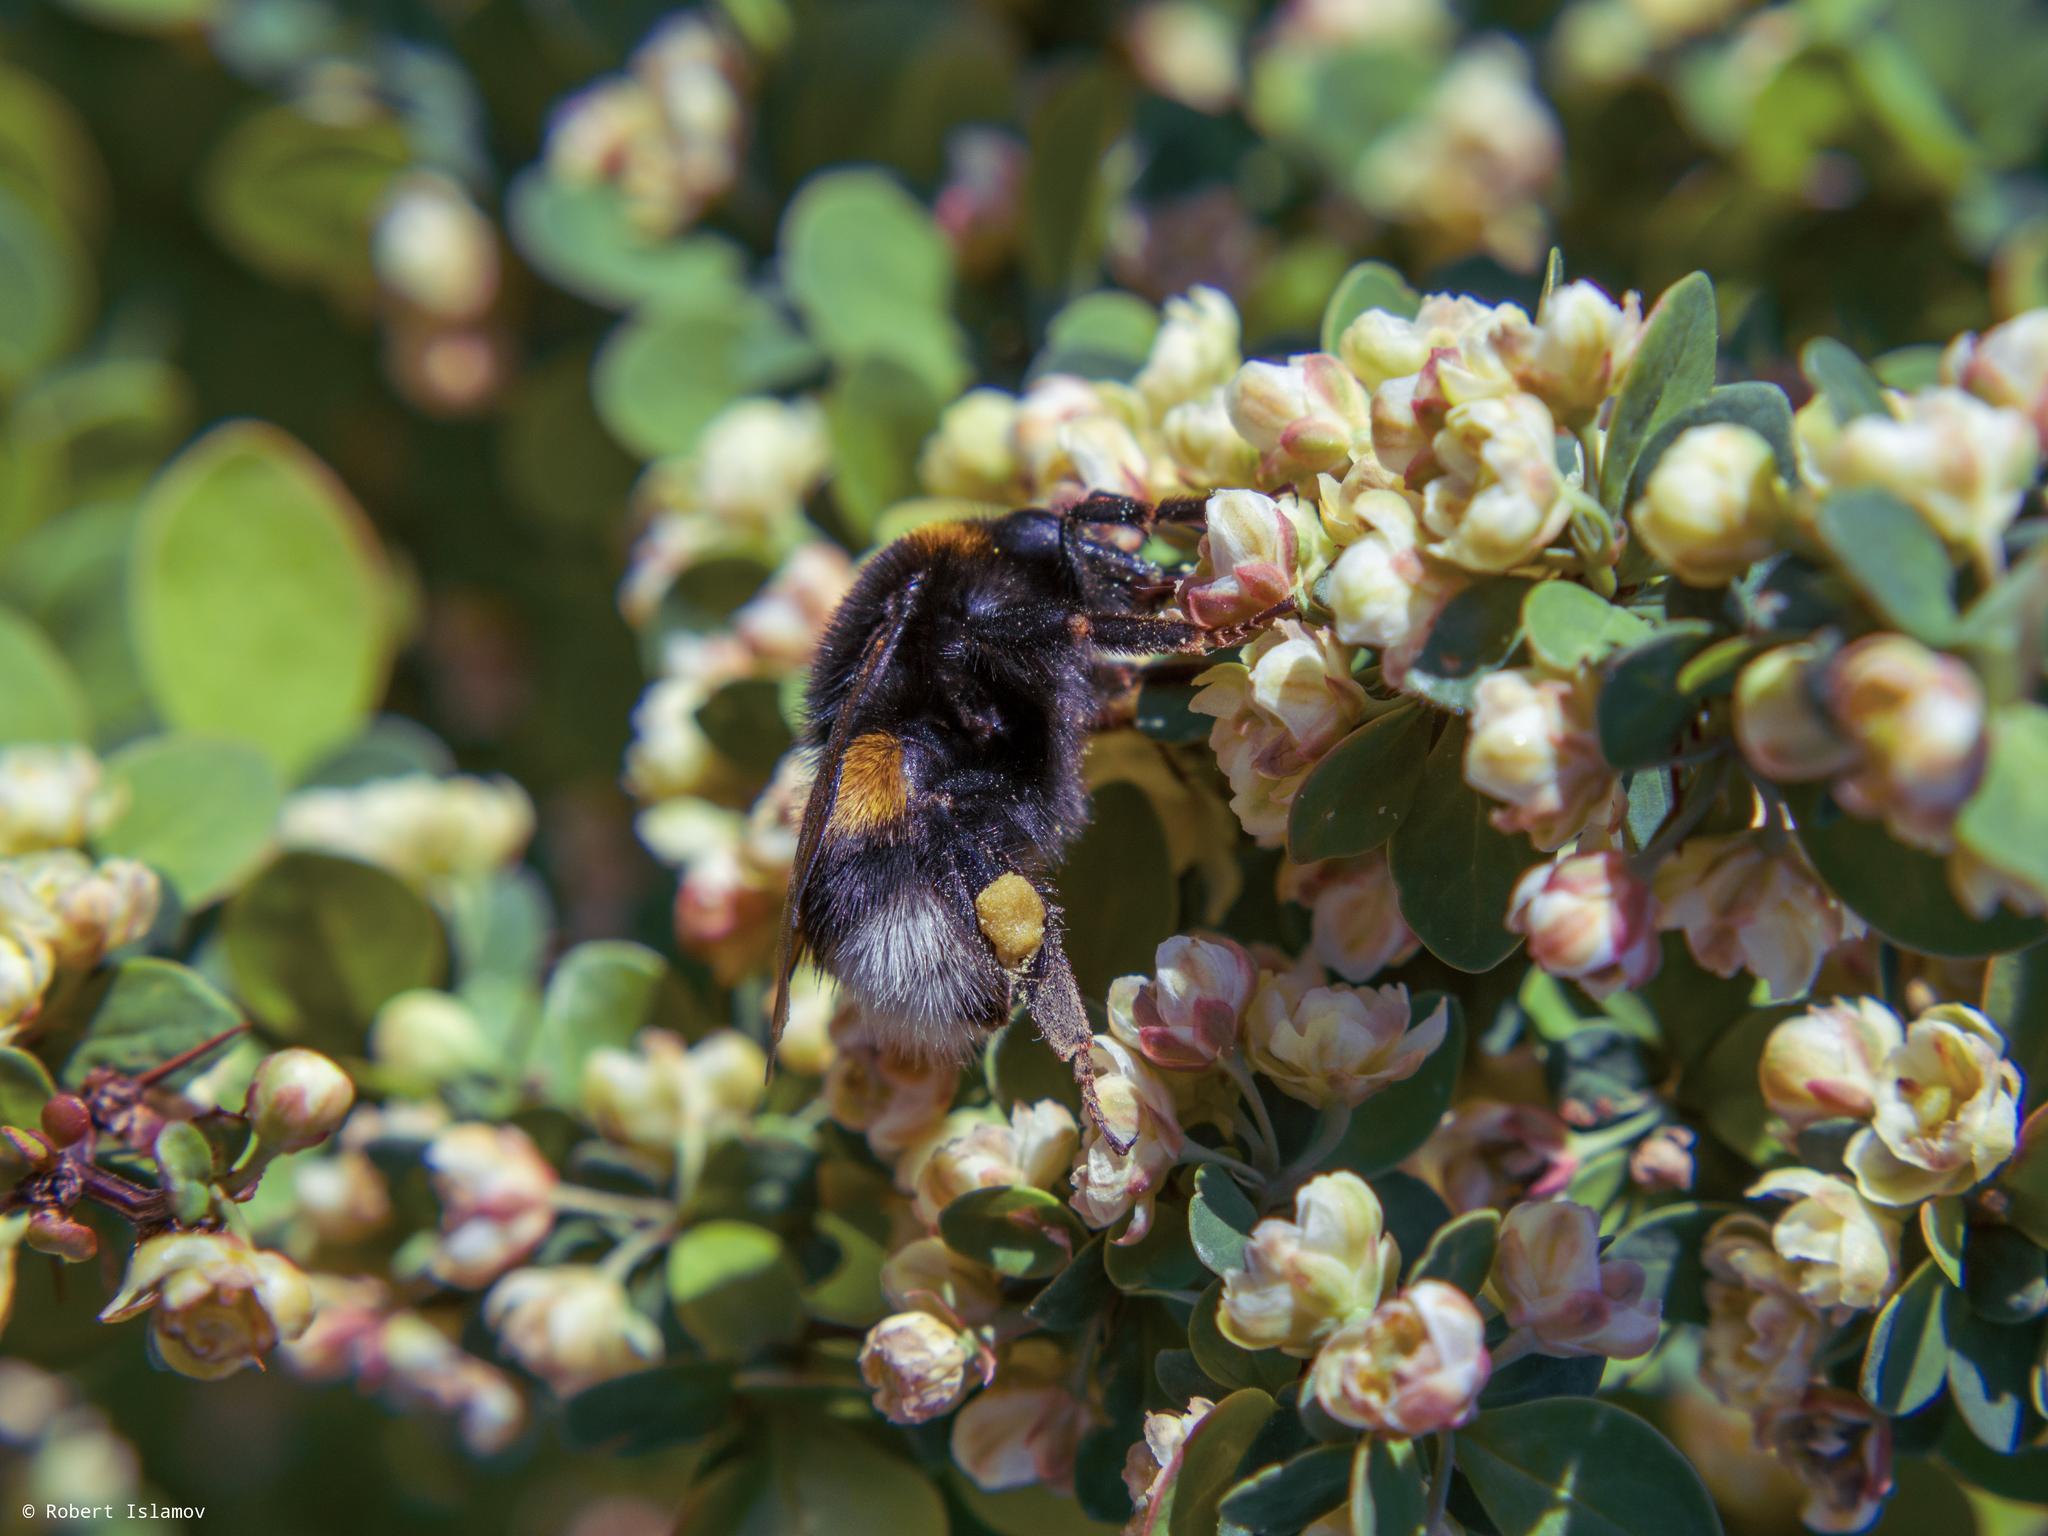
246;1049;356;1154
424;1123;560;1289
859;1310;975;1424
1846;1004;2020;1207
1420;392;1573;574
1277;853;1420;983
372;171;501;322
949;1342;1091;1495
822;1015;959;1159
25;1210;97;1263
294;1150;393;1244
1698;1213;1827;1414
1735;643;1859;783
1069;1037;1184;1243
1219;1171;1399;1357
1747;1169;1900;1316
1944;308;2048;448
1162;389;1261;488
912;1102;1079;1229
1135;285;1242;418
1246;980;1449;1109
1628;1123;1697;1193
1492;1200;1662;1360
1129;934;1257;1068
1654;833;1859;1002
100;1231;314;1380
1502;280;1643;429
483;1266;664;1397
1226;355;1370;473
1824;635;1987;854
1759;998;1904;1135
1762;1387;1896;1535
1123;1397;1215;1519
1465;669;1620;852
1404;1099;1578;1213
1506;852;1661;1000
1179;490;1299;629
1310;1280;1490;1435
1632;423;1785;587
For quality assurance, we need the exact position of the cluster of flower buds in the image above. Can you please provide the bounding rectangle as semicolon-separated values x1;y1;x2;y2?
2;849;160;1031
278;771;535;891
370;171;506;416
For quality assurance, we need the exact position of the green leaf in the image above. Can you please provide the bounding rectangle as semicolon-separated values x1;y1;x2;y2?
1105;1199;1206;1296
1963;1223;2048;1323
954;1476;1123;1536
528;940;705;1109
782;168;967;399
668;1220;806;1357
0;182;88;389
1607;1203;1742;1327
1940;1411;2048;1503
1956;541;2048;709
129;422;393;777
1320;260;1422;354
1924;1197;1967;1288
1036;291;1159;381
506;170;749;312
1619;382;1801;513
62;958;241;1090
562;1362;735;1454
1956;704;2048;913
1801;337;1889;425
826;355;941;540
1861;1259;1953;1415
1595;624;1714;771
0;1047;55;1130
1404;578;1533;712
92;734;283;907
1374;1169;1452;1280
1189;1282;1300;1395
1055;782;1177;1002
1458;1398;1722;1536
1638;933;1756;1065
1026;1236;1115;1330
1168;1388;1278;1536
802;1210;889;1328
938;1185;1086;1279
1813;487;1959;643
1478;1351;1604;1410
1599;272;1718;513
1389;723;1527;973
591;299;821;461
1413;1209;1500;1296
1023;66;1126;297
695;678;797;778
1787;782;2047;958
222;852;448;1055
1330;994;1466;1176
1986;940;2048;1113
1872;345;1945;391
1946;1297;2040;1453
730;1417;947;1536
1352;1438;1429;1536
1680;1004;1799;1165
197;105;408;304
1219;1443;1351;1533
1190;1164;1259;1278
1287;704;1432;862
1133;680;1214;744
1522;582;1654;672
0;601;88;745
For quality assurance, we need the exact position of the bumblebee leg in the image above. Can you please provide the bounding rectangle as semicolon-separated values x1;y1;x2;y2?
1025;926;1134;1155
1085;599;1297;656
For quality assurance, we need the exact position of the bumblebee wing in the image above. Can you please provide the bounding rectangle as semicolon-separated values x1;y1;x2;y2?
768;572;925;1055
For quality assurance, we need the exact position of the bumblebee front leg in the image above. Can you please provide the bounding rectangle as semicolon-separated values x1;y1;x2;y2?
1084;599;1298;656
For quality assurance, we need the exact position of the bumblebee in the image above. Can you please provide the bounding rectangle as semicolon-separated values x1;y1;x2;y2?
770;491;1285;1147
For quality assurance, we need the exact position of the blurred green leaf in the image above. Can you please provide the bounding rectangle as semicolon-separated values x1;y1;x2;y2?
1460;1398;1719;1536
0;182;87;390
592;299;821;461
1802;337;1889;425
668;1220;806;1357
1026;1235;1114;1330
1680;1002;1798;1164
1522;581;1653;672
1956;704;2048;911
1605;1202;1741;1327
826;355;940;539
1413;1209;1499;1296
1389;723;1526;972
1962;1223;2048;1323
1320;260;1422;354
1055;782;1176;1001
507;171;749;311
1814;487;1959;642
63;957;241;1090
1104;1199;1205;1296
1189;1163;1258;1279
0;1046;54;1130
938;1184;1085;1279
1985;939;2048;1111
1404;578;1532;712
1024;67;1124;297
695;678;796;778
802;1209;889;1327
0;600;88;744
1036;291;1158;382
529;940;704;1109
1287;703;1430;862
0;499;147;742
1946;1294;2038;1451
1352;1438;1429;1536
93;734;282;908
563;1362;735;1454
1599;272;1717;513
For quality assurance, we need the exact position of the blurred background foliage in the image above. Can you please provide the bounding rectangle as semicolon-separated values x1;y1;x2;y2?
1;0;2048;1530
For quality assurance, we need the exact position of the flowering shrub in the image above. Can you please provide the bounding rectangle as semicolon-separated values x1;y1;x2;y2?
3;0;2048;1533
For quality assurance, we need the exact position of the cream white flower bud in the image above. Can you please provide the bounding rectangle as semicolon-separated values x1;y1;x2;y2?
1759;997;1903;1134
246;1049;356;1154
1179;489;1299;629
1491;1200;1661;1360
1405;1099;1578;1213
1246;980;1448;1109
1632;423;1784;587
1219;1171;1399;1357
1421;393;1573;573
1846;1004;2019;1207
1309;1279;1490;1435
1698;1212;1828;1413
293;1149;393;1245
372;172;500;322
367;1309;528;1456
1276;853;1419;983
1227;354;1370;474
1069;1037;1184;1242
100;1232;314;1380
950;1340;1091;1495
1747;1169;1900;1315
0;746;119;855
859;1310;975;1424
880;1238;1005;1328
1161;387;1261;487
1734;642;1860;784
823;1018;958;1160
424;1123;559;1289
1123;1397;1215;1519
1762;1387;1896;1535
1499;280;1643;429
1654;833;1858;1001
279;772;535;887
1136;286;1242;418
0;927;53;1029
1944;308;2048;447
1465;668;1619;851
913;1101;1079;1228
1824;635;1986;853
1125;934;1257;1069
371;990;495;1085
1507;852;1661;1000
1326;529;1469;681
483;1266;663;1397
916;388;1023;503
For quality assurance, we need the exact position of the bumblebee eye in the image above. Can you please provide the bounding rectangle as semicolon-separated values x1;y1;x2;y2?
989;509;1065;562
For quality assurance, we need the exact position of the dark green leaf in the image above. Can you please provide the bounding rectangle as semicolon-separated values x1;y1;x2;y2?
1862;1260;1953;1415
1134;680;1215;744
1413;1210;1500;1296
64;958;241;1090
1190;1164;1260;1279
1814;487;1959;643
1373;1169;1453;1280
1945;1296;2040;1452
1287;704;1432;862
1459;1397;1721;1536
1679;1003;1799;1164
1106;1199;1207;1296
0;602;87;745
802;1210;888;1328
667;1220;806;1357
695;679;797;777
1403;579;1533;712
1024;66;1126;296
1027;1237;1115;1330
1941;1411;2048;1502
1599;272;1718;512
1389;725;1527;972
1595;624;1714;771
1801;337;1889;425
1620;382;1802;511
939;1185;1086;1279
1219;1443;1351;1533
1352;1438;1429;1536
1331;996;1467;1177
1985;939;2048;1112
506;169;748;311
1477;1351;1605;1410
1169;1388;1278;1536
1189;1282;1300;1395
827;356;942;539
1787;783;2047;958
563;1363;735;1454
1924;1198;1967;1289
1522;582;1653;672
1637;935;1757;1065
1606;1203;1742;1327
1055;782;1177;1002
